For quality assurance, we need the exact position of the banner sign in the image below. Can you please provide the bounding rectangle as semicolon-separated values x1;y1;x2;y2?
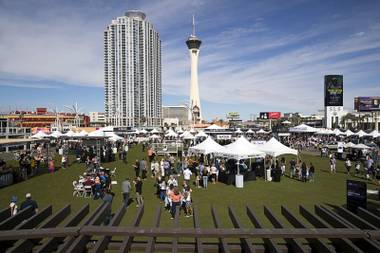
347;180;367;212
354;96;380;111
216;134;231;140
325;75;343;106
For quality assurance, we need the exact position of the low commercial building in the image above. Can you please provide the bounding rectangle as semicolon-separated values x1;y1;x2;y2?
162;105;188;126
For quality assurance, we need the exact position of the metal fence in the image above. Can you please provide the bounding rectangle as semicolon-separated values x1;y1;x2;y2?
0;202;379;252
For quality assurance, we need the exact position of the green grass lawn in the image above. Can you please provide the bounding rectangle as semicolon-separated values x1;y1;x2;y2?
1;145;378;233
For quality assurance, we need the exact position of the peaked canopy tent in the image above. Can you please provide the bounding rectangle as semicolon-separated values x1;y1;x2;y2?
139;129;148;135
354;130;371;138
165;129;178;138
333;129;344;136
316;128;334;135
352;143;371;150
257;129;270;134
369;130;380;138
344;129;354;137
87;129;107;137
195;131;208;139
49;130;62;138
257;137;298;157
31;130;49;139
107;133;124;142
205;124;225;130
149;134;161;140
188;136;225;155
217;136;266;159
181;131;195;140
62;130;76;138
150;128;161;134
246;129;255;134
289;124;318;133
344;142;356;148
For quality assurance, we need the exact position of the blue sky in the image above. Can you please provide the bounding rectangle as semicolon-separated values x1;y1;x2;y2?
0;0;379;120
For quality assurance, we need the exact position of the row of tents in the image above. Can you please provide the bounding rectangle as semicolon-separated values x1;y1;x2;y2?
289;124;380;137
189;136;298;160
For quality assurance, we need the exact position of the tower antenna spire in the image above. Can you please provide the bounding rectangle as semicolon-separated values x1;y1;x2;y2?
192;14;195;36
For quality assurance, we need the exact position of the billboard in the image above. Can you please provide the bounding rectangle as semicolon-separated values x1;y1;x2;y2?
354;96;380;111
259;112;281;119
324;75;343;106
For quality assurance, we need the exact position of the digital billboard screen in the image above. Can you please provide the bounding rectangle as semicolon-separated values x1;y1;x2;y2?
354;96;380;111
259;112;281;119
324;75;343;106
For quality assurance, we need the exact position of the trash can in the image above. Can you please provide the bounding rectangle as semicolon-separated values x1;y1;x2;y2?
235;174;244;188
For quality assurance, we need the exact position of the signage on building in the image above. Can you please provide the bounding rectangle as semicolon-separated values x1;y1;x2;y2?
216;134;231;140
324;75;343;106
259;112;281;119
354;96;380;111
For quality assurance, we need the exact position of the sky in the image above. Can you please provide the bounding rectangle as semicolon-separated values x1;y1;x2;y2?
0;0;379;120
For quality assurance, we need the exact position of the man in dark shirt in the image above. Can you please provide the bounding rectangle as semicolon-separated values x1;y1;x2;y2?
134;177;143;207
20;193;38;214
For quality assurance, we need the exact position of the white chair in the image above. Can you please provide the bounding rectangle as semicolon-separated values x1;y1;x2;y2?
84;185;93;198
72;181;79;197
73;181;84;197
110;167;117;177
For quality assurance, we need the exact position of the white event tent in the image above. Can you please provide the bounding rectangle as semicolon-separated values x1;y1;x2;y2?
333;129;344;136
257;137;298;157
256;129;270;134
205;124;225;130
246;129;254;134
181;131;195;140
108;133;124;142
165;129;178;138
49;130;62;138
31;130;49;139
149;134;161;140
88;128;106;137
218;136;265;159
150;128;160;134
369;130;379;138
63;130;76;138
195;131;208;138
344;129;354;136
289;124;318;133
189;136;225;155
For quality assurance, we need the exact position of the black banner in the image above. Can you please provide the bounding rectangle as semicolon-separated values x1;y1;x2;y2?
324;75;343;106
347;180;367;212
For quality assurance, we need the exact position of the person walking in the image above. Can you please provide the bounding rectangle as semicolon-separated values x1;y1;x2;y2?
345;158;352;175
121;178;131;207
330;155;336;174
308;163;315;182
170;187;182;220
139;158;147;180
183;167;192;185
134;177;144;207
202;166;209;188
133;160;140;178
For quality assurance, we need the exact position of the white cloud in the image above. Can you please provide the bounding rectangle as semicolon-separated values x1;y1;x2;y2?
0;0;380;118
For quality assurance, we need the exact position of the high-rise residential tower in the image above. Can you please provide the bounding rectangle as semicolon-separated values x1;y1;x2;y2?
104;10;162;127
186;16;202;123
